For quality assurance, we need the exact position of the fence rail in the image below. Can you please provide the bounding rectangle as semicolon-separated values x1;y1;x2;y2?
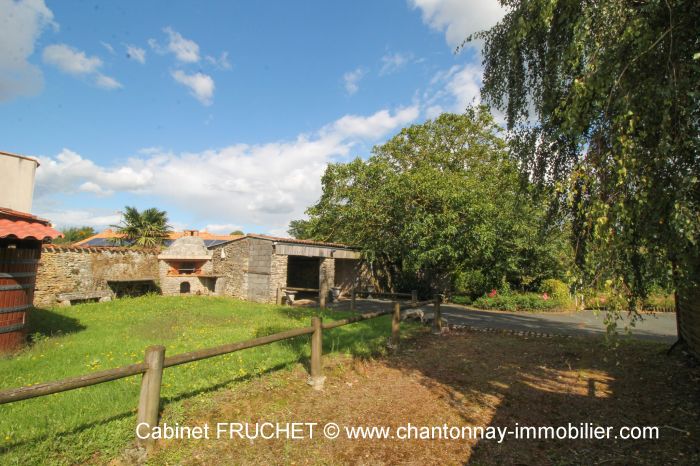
0;296;439;445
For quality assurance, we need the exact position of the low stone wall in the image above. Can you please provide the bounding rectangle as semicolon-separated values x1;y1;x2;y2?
35;246;159;307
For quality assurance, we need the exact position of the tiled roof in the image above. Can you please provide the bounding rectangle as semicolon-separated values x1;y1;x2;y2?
74;229;244;247
42;244;157;253
245;233;356;249
0;207;61;241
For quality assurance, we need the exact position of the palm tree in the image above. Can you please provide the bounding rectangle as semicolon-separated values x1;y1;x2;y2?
112;206;172;248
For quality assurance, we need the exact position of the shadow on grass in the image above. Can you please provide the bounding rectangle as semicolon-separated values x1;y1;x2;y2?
1;316;401;455
0;359;301;454
26;307;86;339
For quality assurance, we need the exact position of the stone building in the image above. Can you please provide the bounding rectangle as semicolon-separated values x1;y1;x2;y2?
210;234;363;304
154;232;364;304
157;234;223;296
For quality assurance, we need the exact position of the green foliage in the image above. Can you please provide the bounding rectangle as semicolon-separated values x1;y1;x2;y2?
287;219;313;239
0;296;405;464
229;230;244;235
454;269;490;298
539;279;570;301
52;226;96;244
295;108;572;293
111;206;172;248
473;0;700;311
450;295;473;306
473;292;561;312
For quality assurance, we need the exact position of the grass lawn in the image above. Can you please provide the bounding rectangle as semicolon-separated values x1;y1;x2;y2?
0;295;407;465
149;329;700;466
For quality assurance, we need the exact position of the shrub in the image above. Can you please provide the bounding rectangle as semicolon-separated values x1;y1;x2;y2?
473;292;562;312
451;295;473;306
539;279;570;301
454;269;491;298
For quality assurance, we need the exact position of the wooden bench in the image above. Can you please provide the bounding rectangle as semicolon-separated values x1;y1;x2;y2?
57;290;113;306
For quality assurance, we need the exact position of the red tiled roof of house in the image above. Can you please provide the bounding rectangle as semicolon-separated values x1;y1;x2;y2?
0;207;61;241
74;229;244;246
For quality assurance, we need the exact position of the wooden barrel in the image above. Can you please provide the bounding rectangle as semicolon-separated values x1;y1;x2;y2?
0;244;40;352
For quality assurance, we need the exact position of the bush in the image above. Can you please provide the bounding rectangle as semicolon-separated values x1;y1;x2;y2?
539;279;570;301
454;269;491;298
451;295;473;306
473;292;562;312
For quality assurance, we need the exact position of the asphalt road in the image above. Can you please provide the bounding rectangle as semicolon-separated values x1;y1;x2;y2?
332;299;677;342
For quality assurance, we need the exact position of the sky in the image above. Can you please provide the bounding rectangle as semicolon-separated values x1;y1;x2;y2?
0;0;506;236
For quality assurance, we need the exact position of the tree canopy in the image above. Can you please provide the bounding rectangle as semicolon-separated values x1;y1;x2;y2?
111;206;172;248
472;0;700;304
293;108;570;294
52;226;96;245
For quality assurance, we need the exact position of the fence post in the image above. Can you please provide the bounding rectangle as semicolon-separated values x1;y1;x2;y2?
137;345;166;444
391;301;401;350
411;290;417;307
276;286;282;305
351;288;356;311
432;295;442;334
308;316;325;390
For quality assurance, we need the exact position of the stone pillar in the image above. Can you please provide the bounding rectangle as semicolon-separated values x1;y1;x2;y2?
319;258;335;308
269;254;288;303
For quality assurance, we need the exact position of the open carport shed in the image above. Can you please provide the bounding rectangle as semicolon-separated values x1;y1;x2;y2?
211;234;365;305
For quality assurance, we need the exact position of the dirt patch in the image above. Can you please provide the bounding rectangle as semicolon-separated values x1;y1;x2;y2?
146;330;700;465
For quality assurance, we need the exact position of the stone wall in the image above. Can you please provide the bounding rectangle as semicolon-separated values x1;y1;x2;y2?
319;258;335;305
211;239;249;299
35;246;159;306
247;238;273;303
158;260;214;296
269;253;288;303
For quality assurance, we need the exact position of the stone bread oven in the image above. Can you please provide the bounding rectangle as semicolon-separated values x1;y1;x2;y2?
157;234;223;295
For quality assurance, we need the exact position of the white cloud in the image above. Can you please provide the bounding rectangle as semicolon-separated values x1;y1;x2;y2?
410;0;506;49
343;67;365;95
423;64;482;114
101;41;115;55
95;73;122;90
43;44;102;74
35;148;154;198
171;70;214;105
125;44;146;64
379;52;413;75
34;208;122;229
0;0;55;101
33;106;419;233
327;106;420;140
163;26;200;63
205;51;231;69
42;43;122;90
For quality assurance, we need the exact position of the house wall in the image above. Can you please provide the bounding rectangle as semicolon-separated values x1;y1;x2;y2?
35;246;159;306
211;239;248;299
334;259;360;295
269;253;288;303
246;238;273;303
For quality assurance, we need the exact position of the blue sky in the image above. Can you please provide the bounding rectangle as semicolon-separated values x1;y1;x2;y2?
1;0;505;236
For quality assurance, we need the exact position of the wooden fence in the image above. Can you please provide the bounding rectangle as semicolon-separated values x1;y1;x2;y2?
0;296;441;445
